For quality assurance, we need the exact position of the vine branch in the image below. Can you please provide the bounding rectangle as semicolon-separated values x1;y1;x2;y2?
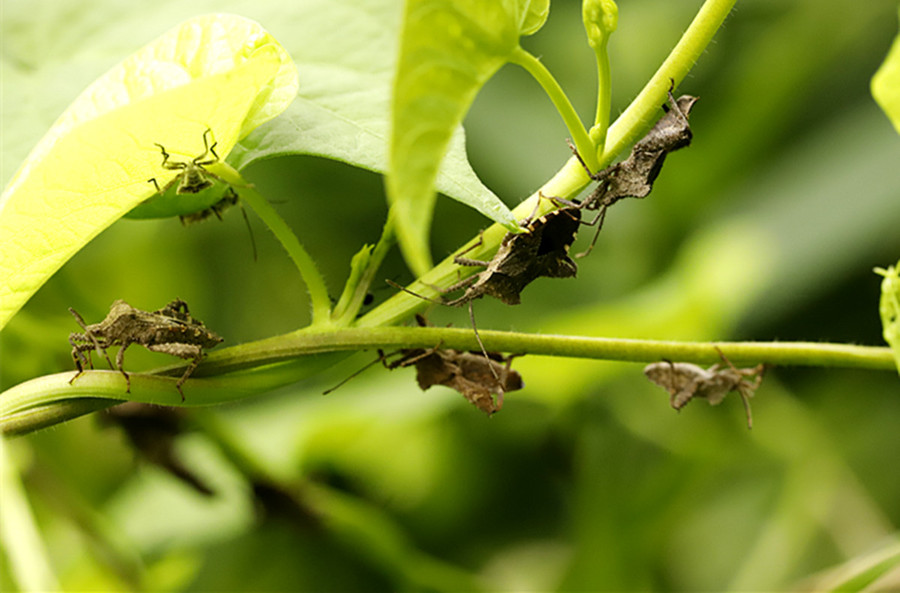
2;326;893;436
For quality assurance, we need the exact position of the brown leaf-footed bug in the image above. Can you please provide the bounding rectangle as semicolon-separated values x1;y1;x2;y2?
68;299;223;401
388;196;583;367
643;348;766;429
390;194;582;308
383;345;523;415
446;201;582;307
323;315;523;415
553;83;699;256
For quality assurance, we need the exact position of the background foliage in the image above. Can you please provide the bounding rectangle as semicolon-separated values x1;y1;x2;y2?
2;0;900;591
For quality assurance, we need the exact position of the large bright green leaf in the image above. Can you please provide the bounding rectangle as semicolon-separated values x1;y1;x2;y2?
226;0;532;270
872;7;900;134
388;0;550;275
0;14;298;329
2;1;518;284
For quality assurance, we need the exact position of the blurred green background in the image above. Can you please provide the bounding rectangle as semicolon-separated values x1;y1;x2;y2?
2;0;900;590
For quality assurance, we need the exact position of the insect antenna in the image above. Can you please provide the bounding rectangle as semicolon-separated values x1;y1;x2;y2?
384;280;499;382
384;279;446;305
237;201;258;262
68;307;113;369
465;300;500;382
322;352;388;395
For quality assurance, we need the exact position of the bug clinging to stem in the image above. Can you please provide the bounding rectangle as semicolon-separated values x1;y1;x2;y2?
386;197;582;371
323;315;523;415
148;128;223;195
551;83;699;257
147;129;257;259
643;348;766;429
68;299;223;401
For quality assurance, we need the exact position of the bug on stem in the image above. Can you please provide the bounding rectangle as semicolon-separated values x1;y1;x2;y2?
68;299;223;401
644;348;765;429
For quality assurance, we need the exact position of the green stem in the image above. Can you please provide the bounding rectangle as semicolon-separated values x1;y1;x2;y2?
239;186;332;325
509;46;598;173
359;0;741;332
3;327;894;435
583;0;618;154
170;329;900;373
590;47;612;155
479;0;737;237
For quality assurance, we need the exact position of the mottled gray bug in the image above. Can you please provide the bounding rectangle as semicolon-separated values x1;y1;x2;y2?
68;299;223;400
553;85;699;256
644;349;765;429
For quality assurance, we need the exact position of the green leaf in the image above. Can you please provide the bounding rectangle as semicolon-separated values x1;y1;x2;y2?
387;0;549;275
3;1;518;284
125;181;234;220
0;14;298;329
222;0;523;218
872;7;900;134
875;261;900;376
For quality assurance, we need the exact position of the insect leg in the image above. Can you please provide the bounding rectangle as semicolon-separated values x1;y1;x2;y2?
466;301;500;383
662;79;687;120
385;279;447;305
165;299;190;316
454;257;492;268
154;143;175;169
566;138;598;180
322;352;389;395
69;339;90;384
174;354;203;402
237;200;258;261
200;128;218;163
115;342;132;393
69;308;114;369
539;190;582;212
737;386;754;430
575;206;609;258
452;231;487;261
389;344;445;369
